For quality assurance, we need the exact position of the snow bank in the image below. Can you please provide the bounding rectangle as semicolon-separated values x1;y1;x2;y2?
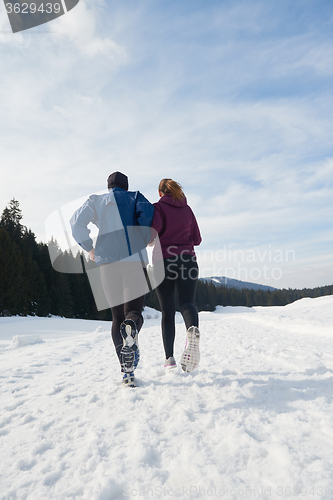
93;326;106;334
8;335;45;349
214;296;333;335
143;306;161;320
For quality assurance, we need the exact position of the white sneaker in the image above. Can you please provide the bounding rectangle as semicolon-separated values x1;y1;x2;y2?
164;356;177;368
180;326;200;372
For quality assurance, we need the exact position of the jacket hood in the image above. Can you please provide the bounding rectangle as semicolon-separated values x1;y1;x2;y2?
159;193;187;207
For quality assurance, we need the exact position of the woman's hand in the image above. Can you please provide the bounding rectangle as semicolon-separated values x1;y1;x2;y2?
89;249;95;261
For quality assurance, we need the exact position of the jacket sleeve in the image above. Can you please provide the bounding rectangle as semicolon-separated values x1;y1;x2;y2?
70;198;95;252
151;203;163;234
191;212;202;246
135;193;155;227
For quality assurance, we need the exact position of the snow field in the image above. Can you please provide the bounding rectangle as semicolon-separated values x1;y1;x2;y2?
0;297;333;499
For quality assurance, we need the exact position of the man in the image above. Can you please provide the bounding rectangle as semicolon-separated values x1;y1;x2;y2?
70;172;155;387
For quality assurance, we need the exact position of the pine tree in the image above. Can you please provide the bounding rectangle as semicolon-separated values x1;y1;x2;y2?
0;200;51;316
0;199;24;243
0;228;25;315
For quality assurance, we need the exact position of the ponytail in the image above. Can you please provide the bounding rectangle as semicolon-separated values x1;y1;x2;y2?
158;179;185;201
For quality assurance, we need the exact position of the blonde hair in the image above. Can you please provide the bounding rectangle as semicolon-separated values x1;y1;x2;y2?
159;179;185;201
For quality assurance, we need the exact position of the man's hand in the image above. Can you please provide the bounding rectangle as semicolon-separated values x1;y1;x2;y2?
89;249;95;261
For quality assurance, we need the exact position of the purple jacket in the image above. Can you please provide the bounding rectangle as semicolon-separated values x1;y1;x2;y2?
151;194;201;260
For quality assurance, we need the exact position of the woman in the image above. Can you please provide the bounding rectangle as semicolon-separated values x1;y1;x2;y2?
152;179;202;372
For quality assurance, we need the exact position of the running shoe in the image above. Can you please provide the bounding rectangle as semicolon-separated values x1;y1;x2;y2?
180;326;200;372
164;356;177;368
122;372;136;387
120;319;139;373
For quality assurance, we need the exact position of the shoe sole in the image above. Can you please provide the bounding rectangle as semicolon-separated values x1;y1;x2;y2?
180;326;200;373
120;322;139;373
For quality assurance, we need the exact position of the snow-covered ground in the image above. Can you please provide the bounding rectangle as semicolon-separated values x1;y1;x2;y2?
1;296;333;500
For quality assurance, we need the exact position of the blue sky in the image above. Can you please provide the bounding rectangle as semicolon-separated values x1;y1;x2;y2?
0;0;332;289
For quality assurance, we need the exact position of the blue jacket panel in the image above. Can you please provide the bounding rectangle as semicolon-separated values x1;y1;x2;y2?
70;188;155;265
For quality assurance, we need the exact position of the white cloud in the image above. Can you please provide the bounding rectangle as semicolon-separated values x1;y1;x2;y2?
50;0;126;59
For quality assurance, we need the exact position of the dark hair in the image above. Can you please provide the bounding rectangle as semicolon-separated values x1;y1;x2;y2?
107;171;128;191
159;179;184;201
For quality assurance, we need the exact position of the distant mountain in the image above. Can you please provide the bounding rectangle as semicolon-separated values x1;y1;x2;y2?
200;276;277;292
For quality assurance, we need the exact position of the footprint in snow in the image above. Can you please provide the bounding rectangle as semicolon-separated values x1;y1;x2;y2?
4;400;25;411
41;419;55;431
88;394;99;403
11;384;29;394
221;369;238;375
32;442;53;455
48;385;65;395
21;414;35;424
0;416;13;428
16;458;37;471
43;470;62;486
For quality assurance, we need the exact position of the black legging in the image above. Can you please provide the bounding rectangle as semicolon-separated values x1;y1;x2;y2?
155;255;199;359
100;262;145;362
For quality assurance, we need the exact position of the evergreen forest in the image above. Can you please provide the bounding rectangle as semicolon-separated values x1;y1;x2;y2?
0;199;332;319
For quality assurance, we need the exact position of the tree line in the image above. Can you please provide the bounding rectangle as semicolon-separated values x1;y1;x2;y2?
0;199;332;319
